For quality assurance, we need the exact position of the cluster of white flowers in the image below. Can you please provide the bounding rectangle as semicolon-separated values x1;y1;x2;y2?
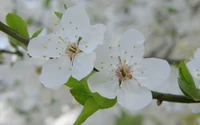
28;5;170;111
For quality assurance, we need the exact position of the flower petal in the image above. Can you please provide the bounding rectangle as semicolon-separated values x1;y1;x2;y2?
28;34;66;59
117;80;152;111
39;55;71;88
88;70;120;99
187;58;200;80
72;52;95;80
60;5;90;42
118;29;145;51
79;24;106;53
133;58;170;90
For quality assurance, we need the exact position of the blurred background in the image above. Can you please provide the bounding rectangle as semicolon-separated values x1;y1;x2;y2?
0;0;200;125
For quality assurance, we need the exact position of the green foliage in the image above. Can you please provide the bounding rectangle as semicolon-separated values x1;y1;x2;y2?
74;98;100;125
64;4;68;9
6;13;29;49
44;0;52;8
115;112;144;125
178;62;200;100
54;11;63;19
31;29;43;39
65;71;117;124
70;88;92;105
168;7;177;13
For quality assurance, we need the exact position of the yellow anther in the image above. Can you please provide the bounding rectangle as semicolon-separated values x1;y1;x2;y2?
109;46;112;49
135;63;137;65
133;46;136;48
62;28;64;30
138;83;141;86
118;44;120;47
43;46;47;49
112;69;115;72
131;56;133;58
70;21;72;24
141;71;144;74
118;56;121;58
110;56;113;58
110;64;113;66
56;48;58;50
85;45;88;48
198;74;200;76
101;66;104;69
54;24;57;26
70;68;72;70
124;51;127;54
58;67;61;70
101;62;104;64
43;55;46;58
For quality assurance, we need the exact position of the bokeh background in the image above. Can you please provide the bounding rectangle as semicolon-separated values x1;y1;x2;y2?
1;0;200;125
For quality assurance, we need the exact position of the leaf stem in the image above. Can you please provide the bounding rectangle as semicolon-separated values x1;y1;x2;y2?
0;21;29;46
152;91;200;103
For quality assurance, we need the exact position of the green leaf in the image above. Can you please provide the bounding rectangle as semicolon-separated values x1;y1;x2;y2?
31;29;43;39
54;11;63;19
84;82;117;109
6;13;29;38
70;88;92;105
65;77;84;88
168;7;177;13
64;4;67;9
74;98;100;125
92;93;117;109
178;62;195;86
44;0;52;8
178;78;200;101
6;13;29;49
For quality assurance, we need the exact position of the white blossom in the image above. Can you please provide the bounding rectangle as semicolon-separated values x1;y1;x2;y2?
88;29;170;111
28;5;105;88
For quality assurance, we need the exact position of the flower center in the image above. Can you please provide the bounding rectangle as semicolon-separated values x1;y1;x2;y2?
115;64;132;82
66;43;81;60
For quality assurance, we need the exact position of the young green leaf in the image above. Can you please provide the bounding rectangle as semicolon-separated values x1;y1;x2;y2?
65;77;84;88
70;87;92;105
54;11;63;19
64;4;67;9
31;29;43;39
73;98;100;125
6;13;29;38
178;78;200;101
178;62;195;86
6;13;29;49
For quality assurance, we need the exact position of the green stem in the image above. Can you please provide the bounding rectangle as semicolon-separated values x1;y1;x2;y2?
0;21;29;46
152;91;200;103
0;21;199;104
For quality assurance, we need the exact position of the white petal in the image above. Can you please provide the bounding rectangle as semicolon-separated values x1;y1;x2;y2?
60;5;90;42
79;24;106;53
133;58;170;90
40;55;71;88
94;41;119;71
117;80;152;111
113;45;144;65
118;29;145;51
72;52;95;80
28;34;66;59
187;59;200;80
88;70;120;99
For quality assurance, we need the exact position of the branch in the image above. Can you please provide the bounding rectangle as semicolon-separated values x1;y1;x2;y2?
0;49;23;57
0;21;29;46
152;91;200;103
